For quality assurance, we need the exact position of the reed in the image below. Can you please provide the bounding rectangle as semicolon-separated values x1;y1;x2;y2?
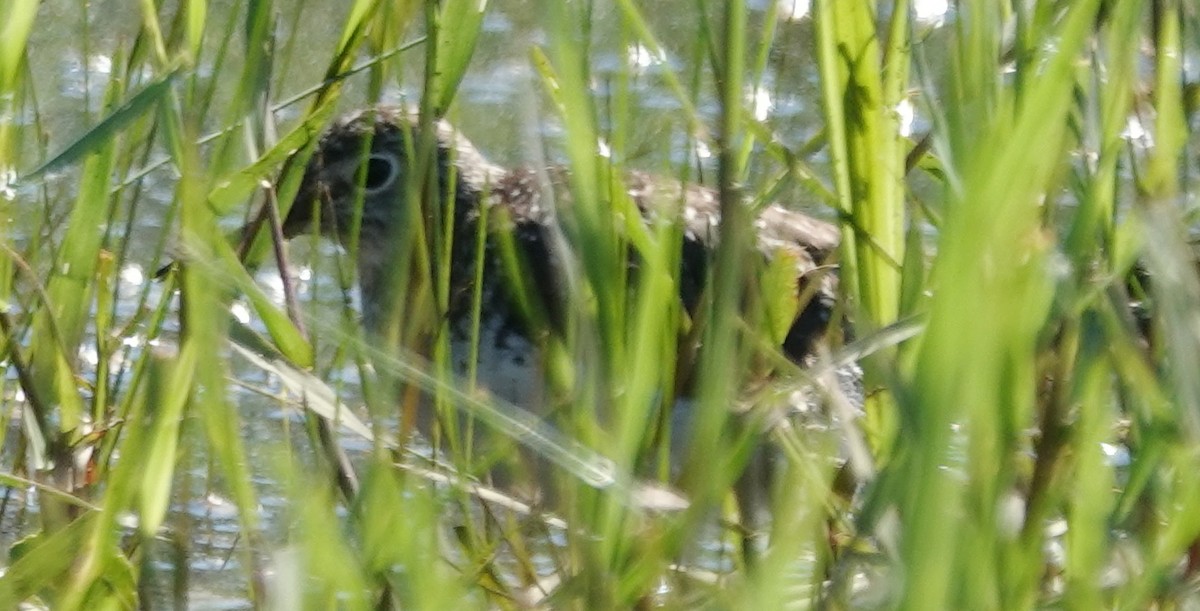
0;0;1195;607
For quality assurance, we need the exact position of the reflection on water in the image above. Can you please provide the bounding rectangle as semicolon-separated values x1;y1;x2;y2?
6;0;922;606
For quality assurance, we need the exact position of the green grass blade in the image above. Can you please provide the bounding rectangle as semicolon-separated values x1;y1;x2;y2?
0;0;37;90
900;1;1102;607
0;514;97;607
430;0;488;113
19;70;179;181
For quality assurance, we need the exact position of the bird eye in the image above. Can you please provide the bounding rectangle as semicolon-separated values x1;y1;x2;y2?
364;153;398;194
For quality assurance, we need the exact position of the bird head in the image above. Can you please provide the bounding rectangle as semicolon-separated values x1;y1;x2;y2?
282;107;503;245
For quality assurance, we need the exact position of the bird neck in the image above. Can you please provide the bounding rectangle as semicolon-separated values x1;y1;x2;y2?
352;182;492;337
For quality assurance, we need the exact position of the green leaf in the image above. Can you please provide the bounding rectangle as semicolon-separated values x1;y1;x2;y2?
176;228;315;368
430;0;488;113
139;345;198;536
760;249;801;346
185;0;206;59
19;69;179;182
0;0;37;90
228;340;374;442
206;102;336;214
0;515;96;607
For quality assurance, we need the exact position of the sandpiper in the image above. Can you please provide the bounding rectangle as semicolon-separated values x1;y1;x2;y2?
280;107;841;493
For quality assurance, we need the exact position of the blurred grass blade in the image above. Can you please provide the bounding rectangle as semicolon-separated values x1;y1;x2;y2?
3;0;1195;606
812;0;908;458
0;0;34;307
0;514;96;607
1141;206;1200;438
901;1;1102;607
0;0;37;89
1146;4;1185;198
176;221;315;366
338;0;378;52
203;0;275;180
138;344;198;536
612;0;704;136
304;309;620;490
229;340;374;441
184;0;206;60
19;69;179;182
26;62;152;464
207;102;335;214
137;0;169;65
430;0;488;113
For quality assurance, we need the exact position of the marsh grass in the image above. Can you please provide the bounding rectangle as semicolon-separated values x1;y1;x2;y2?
0;0;1197;608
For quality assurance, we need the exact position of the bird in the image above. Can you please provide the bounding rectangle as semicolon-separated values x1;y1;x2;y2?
278;106;842;499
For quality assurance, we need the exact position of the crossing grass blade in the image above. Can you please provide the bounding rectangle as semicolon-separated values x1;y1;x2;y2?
19;70;178;182
2;0;1200;607
899;1;1103;607
811;0;902;326
430;0;489;113
0;1;37;107
23;64;146;477
812;0;908;455
0;514;97;607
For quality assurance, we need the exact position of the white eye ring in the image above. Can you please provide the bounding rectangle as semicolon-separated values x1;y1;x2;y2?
363;153;399;194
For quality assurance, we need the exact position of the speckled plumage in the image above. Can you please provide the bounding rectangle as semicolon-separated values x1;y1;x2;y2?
283;107;842;430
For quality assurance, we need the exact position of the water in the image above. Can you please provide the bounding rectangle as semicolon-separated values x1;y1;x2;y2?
7;0;945;606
